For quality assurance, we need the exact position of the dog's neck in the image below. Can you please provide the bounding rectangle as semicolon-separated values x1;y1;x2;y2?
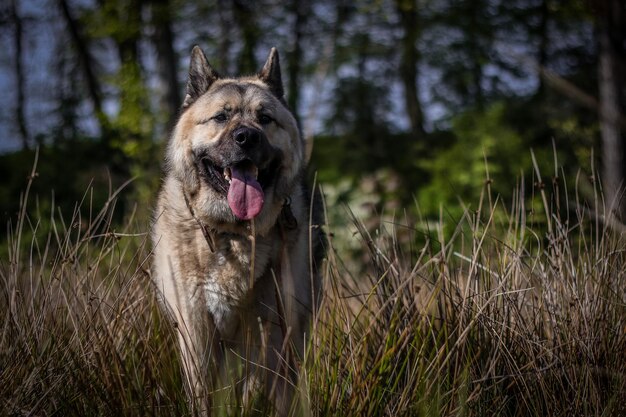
182;188;217;251
182;187;297;253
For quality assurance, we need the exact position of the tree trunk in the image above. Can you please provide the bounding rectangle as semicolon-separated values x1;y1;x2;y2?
536;0;549;96
467;0;484;108
116;0;142;66
395;0;425;136
597;0;625;218
217;0;232;74
287;0;307;119
58;0;109;136
149;0;180;129
114;0;147;139
10;0;29;150
233;0;257;74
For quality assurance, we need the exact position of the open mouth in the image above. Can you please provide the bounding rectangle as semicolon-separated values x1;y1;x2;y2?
201;158;279;220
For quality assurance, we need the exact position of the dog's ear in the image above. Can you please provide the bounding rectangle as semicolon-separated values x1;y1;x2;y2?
183;46;220;108
258;48;284;99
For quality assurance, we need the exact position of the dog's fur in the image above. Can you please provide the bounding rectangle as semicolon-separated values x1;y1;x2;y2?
151;46;324;413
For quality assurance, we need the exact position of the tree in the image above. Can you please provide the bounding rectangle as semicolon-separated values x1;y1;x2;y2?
395;0;425;136
149;0;181;129
595;0;626;218
58;0;110;137
10;0;29;150
422;0;493;112
232;0;258;74
286;0;308;117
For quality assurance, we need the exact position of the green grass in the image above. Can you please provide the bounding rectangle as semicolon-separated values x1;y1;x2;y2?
1;159;625;416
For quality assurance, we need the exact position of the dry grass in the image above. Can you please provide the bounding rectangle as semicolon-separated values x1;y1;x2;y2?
1;157;625;416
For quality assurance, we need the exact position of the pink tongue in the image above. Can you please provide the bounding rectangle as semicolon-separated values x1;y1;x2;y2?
227;167;265;220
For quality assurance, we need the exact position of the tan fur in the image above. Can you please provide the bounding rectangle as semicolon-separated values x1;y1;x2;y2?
151;47;324;414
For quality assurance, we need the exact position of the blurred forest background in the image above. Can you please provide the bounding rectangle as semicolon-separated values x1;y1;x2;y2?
0;0;625;241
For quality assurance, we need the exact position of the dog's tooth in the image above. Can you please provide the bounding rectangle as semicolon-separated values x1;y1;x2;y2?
224;167;231;181
253;166;258;180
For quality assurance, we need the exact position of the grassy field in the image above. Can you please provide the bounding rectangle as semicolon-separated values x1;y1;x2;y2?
1;159;625;416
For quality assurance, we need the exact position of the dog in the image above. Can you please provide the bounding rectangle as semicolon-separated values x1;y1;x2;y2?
151;45;325;414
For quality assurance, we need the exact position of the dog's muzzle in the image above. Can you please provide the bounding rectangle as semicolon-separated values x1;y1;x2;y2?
196;127;282;221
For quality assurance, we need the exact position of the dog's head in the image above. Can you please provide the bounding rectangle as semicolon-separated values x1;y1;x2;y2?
167;46;304;234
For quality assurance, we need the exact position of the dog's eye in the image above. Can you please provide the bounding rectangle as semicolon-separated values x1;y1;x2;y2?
258;114;273;125
212;113;228;123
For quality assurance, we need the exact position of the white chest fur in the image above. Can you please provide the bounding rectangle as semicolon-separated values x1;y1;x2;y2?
203;233;276;335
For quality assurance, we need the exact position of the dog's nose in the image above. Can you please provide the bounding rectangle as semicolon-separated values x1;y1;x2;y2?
233;127;260;149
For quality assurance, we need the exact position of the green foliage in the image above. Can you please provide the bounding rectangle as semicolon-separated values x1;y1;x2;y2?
83;0;142;43
112;63;153;141
79;0;159;207
418;102;530;219
109;59;160;205
3;0;607;253
1;0;623;411
0;145;130;257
